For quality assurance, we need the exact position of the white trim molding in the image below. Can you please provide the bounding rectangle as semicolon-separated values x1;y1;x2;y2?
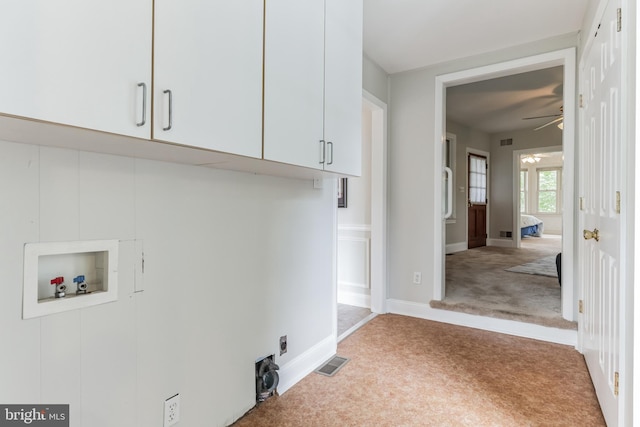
337;224;372;232
387;299;577;346
445;242;467;254
337;291;371;308
487;238;515;248
337;235;371;289
277;334;336;395
363;89;388;315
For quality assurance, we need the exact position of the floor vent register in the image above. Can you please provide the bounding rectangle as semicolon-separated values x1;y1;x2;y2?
315;356;350;377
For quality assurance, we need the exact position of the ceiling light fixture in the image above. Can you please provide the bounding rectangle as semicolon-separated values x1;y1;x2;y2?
521;155;541;164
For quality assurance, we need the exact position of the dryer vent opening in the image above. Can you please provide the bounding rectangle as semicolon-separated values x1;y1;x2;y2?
255;355;279;403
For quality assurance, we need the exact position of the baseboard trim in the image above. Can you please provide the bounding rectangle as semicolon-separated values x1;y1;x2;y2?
446;242;467;254
386;299;577;347
337;291;371;308
487;238;515;248
277;334;336;395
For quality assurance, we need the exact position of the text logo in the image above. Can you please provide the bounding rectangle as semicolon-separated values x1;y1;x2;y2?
0;405;68;427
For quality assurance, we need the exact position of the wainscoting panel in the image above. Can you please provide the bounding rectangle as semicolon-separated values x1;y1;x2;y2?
337;236;370;288
337;224;371;308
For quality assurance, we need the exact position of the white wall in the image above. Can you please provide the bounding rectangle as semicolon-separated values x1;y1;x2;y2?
444;120;491;246
387;33;578;303
363;55;389;104
0;139;336;426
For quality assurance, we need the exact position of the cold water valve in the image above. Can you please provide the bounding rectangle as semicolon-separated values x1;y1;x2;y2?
50;276;66;298
73;275;88;295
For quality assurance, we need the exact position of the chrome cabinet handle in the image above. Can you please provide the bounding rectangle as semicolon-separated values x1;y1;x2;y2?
327;141;334;165
163;89;173;131
583;228;600;241
136;82;147;127
319;140;326;164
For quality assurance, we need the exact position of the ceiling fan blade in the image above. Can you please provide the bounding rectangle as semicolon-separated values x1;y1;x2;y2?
522;113;563;120
534;116;564;131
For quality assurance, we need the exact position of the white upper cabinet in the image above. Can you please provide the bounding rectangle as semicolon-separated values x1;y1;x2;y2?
263;0;326;170
0;0;152;139
1;0;361;178
154;0;263;159
324;0;363;176
263;0;363;175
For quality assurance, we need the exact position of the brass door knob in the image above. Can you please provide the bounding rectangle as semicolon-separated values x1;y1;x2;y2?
583;228;600;241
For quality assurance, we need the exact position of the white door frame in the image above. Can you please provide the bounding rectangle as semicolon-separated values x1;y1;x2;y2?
334;89;388;327
363;90;388;314
333;90;388;340
433;48;577;323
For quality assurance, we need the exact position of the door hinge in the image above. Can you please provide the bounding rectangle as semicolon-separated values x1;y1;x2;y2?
579;94;584;108
616;191;621;214
614;371;619;396
617;8;622;32
579;299;584;314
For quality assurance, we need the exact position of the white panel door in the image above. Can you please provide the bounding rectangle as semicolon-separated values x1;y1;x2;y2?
324;0;363;176
263;0;325;169
579;1;622;425
154;0;263;158
0;0;151;138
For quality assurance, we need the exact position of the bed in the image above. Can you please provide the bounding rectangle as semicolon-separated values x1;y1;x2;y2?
521;214;544;237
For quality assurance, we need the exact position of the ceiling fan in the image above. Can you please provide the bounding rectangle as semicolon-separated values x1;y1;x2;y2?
523;106;563;130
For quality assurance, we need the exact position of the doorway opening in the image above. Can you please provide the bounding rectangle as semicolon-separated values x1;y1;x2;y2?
433;49;577;331
335;91;387;342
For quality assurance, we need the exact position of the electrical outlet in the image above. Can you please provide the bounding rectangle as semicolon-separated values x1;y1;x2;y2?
280;335;287;355
164;394;180;427
413;272;422;284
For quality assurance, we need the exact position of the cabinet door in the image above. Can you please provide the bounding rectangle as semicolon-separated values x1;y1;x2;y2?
263;0;325;169
324;0;363;176
154;0;263;158
0;0;152;139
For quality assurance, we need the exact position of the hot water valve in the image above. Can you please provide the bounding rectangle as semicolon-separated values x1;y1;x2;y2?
50;276;66;298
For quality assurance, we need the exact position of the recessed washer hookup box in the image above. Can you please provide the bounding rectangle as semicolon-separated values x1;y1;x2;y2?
22;240;119;319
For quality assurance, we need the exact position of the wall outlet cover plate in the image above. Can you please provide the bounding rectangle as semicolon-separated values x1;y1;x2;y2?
164;394;180;427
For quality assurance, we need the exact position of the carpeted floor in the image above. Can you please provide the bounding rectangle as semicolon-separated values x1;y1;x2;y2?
337;304;372;337
432;235;576;329
505;255;558;278
233;314;604;426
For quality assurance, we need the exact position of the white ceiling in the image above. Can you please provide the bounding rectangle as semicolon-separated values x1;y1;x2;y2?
363;0;589;74
363;1;589;134
446;66;564;134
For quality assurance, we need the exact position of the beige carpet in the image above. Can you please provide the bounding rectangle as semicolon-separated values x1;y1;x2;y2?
432;236;576;329
233;314;604;426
